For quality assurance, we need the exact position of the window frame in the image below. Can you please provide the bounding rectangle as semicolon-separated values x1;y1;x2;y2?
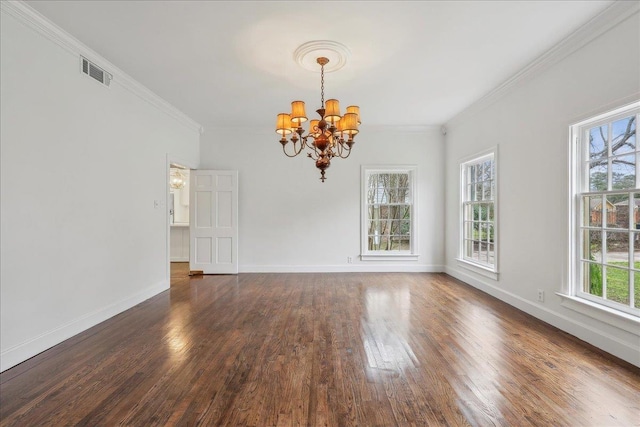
569;101;640;318
458;147;499;277
360;165;418;261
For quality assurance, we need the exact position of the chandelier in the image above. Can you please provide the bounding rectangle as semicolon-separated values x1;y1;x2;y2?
170;168;186;190
275;57;360;182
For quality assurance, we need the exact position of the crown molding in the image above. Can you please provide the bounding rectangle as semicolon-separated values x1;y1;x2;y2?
1;0;204;134
447;0;640;127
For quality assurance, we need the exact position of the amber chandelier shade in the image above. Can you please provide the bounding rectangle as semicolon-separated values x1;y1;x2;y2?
275;56;361;182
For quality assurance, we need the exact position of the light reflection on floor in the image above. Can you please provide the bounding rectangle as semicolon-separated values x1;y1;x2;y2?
361;285;418;374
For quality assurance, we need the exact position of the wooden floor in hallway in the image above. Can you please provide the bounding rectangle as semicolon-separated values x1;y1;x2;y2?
1;267;639;426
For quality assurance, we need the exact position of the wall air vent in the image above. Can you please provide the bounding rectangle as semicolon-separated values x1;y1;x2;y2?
81;56;112;87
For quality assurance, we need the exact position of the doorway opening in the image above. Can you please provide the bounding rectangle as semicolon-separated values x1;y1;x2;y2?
169;164;190;280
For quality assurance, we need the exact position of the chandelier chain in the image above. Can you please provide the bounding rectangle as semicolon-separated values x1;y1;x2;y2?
320;63;325;108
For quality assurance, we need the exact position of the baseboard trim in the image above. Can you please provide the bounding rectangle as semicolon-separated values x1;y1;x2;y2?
239;264;445;273
0;279;169;372
445;266;640;367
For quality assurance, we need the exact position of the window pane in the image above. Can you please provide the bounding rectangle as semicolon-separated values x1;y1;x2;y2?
584;195;603;227
634;232;640;269
584;262;603;297
368;174;380;191
611;115;636;155
585;230;602;262
483;182;492;200
367;189;375;203
605;231;629;267
606;194;628;229
589;162;608;191
635;272;640;309
475;183;483;201
634;193;640;229
378;205;388;220
368;236;375;250
611;154;635;190
400;220;410;236
399;205;411;220
487;203;494;221
485;161;493;180
479;223;487;243
378;236;389;251
476;164;483;183
465;239;473;258
479;242;488;262
368;206;375;220
488;244;495;265
468;165;476;184
472;240;480;260
387;188;398;203
589;124;608;159
606;267;629;305
463;204;472;223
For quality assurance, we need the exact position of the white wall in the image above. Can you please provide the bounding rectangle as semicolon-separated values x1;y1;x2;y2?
200;127;445;272
0;6;200;371
444;9;640;366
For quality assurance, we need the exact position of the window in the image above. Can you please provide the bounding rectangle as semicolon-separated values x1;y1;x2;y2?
460;149;497;272
571;102;639;317
361;166;417;260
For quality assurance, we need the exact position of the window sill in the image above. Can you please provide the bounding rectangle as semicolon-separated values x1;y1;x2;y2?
360;254;419;262
557;293;640;336
456;258;499;281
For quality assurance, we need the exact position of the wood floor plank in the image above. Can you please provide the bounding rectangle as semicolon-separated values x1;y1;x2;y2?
1;269;639;426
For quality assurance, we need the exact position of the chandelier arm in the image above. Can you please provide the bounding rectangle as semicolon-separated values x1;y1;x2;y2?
301;136;315;151
281;141;305;158
333;138;344;157
336;144;353;159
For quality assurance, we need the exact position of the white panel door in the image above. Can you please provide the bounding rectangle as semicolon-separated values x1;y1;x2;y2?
189;170;238;274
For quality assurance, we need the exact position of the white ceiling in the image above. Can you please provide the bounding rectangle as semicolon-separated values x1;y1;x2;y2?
26;0;614;129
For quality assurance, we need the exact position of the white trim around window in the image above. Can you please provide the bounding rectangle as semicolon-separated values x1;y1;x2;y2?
457;147;499;279
361;165;419;261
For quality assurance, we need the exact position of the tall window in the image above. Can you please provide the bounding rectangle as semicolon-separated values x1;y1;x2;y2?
361;166;417;260
460;150;497;271
572;102;639;316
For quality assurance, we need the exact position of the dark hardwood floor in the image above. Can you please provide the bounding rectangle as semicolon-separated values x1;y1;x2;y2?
1;266;639;426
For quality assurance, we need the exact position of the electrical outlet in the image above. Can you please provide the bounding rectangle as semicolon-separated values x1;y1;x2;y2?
347;257;353;264
537;289;544;302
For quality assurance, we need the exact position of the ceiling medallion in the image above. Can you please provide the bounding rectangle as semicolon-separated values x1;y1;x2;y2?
293;40;351;73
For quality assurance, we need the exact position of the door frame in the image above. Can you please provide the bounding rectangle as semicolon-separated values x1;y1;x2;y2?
166;154;197;283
